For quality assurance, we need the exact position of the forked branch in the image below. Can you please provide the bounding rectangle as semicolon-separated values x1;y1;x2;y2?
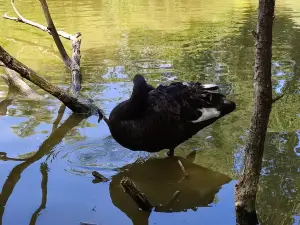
3;0;82;94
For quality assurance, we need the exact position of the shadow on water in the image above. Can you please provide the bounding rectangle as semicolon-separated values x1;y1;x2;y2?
109;153;231;225
0;113;85;225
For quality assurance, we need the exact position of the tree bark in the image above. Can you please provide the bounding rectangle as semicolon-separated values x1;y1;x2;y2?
235;1;275;225
71;35;82;95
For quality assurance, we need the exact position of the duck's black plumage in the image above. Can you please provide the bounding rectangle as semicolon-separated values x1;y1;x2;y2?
107;75;236;156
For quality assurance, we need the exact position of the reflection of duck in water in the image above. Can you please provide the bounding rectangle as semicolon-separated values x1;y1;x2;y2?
106;75;236;156
109;154;231;225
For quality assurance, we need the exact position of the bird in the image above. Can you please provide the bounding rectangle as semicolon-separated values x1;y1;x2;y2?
104;74;236;156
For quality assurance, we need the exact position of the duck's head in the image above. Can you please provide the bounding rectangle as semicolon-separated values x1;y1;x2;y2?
133;74;147;86
220;97;236;116
130;75;151;103
209;92;236;116
132;74;154;95
198;88;236;118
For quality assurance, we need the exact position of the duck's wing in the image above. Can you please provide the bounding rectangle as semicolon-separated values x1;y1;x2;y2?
147;84;155;92
148;82;226;123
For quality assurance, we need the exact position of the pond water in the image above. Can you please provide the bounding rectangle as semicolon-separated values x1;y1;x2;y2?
0;0;299;224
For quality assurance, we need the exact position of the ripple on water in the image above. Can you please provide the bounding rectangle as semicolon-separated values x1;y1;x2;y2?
57;136;152;177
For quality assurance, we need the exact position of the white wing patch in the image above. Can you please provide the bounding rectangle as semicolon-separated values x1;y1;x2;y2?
191;108;221;123
202;84;218;90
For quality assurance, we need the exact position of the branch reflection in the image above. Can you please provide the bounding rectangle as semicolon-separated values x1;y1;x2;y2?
0;113;86;225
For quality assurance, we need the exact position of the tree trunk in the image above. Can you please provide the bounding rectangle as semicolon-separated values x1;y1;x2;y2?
234;1;275;225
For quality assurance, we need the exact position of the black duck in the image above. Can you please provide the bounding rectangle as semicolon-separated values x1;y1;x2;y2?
106;75;236;156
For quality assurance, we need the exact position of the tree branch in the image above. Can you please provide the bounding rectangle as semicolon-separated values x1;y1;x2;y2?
39;0;82;95
3;13;78;41
251;30;258;40
272;94;284;104
92;171;109;183
1;67;42;99
3;0;83;94
0;45;101;116
70;34;82;95
38;0;71;67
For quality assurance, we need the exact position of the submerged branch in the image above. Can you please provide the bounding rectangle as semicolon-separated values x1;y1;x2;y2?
120;177;153;212
1;67;42;99
92;171;109;183
178;160;188;177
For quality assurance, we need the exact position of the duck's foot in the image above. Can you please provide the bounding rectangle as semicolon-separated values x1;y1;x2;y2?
167;149;174;157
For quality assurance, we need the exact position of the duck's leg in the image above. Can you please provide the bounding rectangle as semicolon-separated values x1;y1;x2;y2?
167;149;174;157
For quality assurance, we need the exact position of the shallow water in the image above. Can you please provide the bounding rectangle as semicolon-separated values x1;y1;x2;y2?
0;0;299;225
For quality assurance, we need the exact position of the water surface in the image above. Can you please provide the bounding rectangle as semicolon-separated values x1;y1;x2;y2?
0;0;299;225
